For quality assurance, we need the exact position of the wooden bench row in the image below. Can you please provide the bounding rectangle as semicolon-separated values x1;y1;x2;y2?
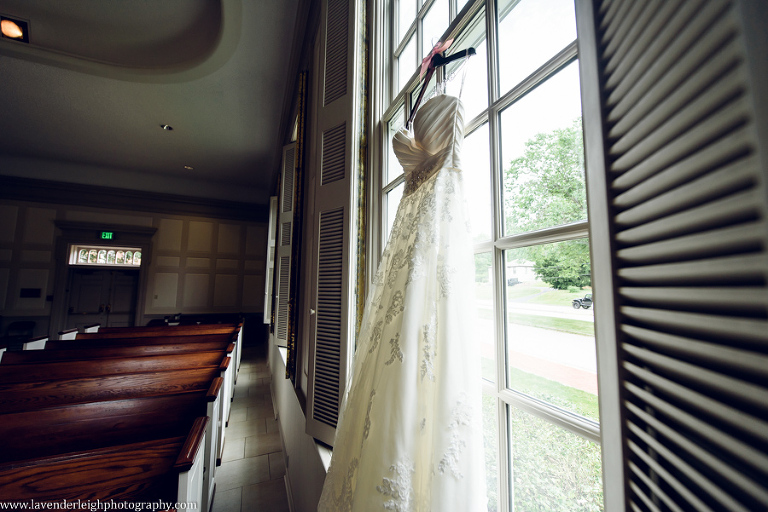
0;322;244;509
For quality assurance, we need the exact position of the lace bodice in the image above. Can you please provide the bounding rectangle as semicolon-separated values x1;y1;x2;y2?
392;95;464;195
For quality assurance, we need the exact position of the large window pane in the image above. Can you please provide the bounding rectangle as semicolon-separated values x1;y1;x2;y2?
398;0;417;45
445;8;487;121
464;123;491;242
386;105;406;184
508;406;603;511
398;35;417;94
474;251;494;383
500;61;584;235
497;0;576;94
422;0;449;56
504;239;597;422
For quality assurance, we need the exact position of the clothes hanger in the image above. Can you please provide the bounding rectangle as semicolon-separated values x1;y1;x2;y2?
406;44;476;127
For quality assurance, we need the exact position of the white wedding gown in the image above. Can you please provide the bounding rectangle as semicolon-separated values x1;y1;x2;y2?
318;94;487;511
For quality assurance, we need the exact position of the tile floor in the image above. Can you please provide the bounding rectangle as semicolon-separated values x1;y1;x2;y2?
211;345;290;512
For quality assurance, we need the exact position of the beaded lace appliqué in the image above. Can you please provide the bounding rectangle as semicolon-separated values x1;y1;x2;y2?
385;291;405;325
376;460;415;511
368;320;384;354
320;458;359;512
420;318;437;382
437;258;455;298
438;393;473;479
363;390;376;440
385;333;403;366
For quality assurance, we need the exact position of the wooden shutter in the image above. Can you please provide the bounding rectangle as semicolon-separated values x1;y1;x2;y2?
264;196;278;324
275;143;297;346
306;0;363;445
577;0;768;510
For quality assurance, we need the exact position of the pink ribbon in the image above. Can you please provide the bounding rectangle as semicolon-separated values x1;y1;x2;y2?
420;39;454;78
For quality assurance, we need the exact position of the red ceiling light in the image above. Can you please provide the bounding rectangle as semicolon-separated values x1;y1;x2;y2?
1;17;29;43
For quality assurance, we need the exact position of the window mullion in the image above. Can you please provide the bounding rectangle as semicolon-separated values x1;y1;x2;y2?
495;220;590;251
394;24;418;56
494;41;578;113
485;0;500;105
499;389;602;443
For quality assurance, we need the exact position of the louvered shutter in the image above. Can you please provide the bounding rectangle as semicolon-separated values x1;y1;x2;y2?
275;143;297;346
577;0;768;510
305;0;363;445
264;196;278;324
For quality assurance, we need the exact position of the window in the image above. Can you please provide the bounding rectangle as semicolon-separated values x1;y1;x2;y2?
377;0;601;509
69;245;142;267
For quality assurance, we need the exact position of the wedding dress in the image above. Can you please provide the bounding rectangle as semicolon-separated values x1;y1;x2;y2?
318;94;487;511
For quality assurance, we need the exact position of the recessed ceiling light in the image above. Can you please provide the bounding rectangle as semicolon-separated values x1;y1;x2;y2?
1;17;29;43
184;165;194;170
160;124;173;131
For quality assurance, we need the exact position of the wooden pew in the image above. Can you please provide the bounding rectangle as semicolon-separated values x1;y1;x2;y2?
44;332;236;350
45;332;238;434
0;351;229;384
0;325;238;508
1;340;234;364
76;323;242;405
0;371;223;509
79;323;243;386
0;409;209;504
0;368;223;414
73;325;240;424
78;323;239;339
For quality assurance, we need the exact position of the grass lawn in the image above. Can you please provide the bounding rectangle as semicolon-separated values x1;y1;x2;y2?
507;311;594;337
477;308;594;337
477;279;593;308
528;287;592;306
509;368;600;422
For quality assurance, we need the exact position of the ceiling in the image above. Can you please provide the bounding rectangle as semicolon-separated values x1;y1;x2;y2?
0;0;309;207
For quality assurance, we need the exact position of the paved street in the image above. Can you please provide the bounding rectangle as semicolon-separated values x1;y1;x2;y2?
476;300;598;394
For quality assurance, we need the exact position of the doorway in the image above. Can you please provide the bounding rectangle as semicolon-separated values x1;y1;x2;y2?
66;268;139;330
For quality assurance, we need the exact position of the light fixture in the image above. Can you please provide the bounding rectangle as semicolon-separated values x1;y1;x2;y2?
160;124;173;131
184;165;194;170
1;16;29;43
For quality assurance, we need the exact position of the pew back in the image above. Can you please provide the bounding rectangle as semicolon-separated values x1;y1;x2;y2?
0;351;228;384
45;332;235;350
0;368;222;414
1;341;234;365
77;323;239;339
0;393;208;463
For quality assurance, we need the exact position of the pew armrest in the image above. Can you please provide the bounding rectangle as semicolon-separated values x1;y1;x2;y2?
175;416;209;471
226;342;235;355
219;356;231;372
23;336;48;351
206;377;224;402
58;328;78;340
176;418;207;510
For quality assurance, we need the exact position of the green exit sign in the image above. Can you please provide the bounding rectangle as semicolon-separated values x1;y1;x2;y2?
101;231;114;240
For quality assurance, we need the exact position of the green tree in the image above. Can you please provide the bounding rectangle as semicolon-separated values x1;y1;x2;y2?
504;119;590;290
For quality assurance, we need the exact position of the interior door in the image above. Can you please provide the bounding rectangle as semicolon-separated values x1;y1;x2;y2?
107;271;138;327
67;269;138;330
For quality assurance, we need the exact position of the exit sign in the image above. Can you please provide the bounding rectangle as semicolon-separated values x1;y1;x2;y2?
101;231;114;240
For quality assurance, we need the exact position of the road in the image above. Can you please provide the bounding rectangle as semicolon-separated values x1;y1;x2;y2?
475;300;598;394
